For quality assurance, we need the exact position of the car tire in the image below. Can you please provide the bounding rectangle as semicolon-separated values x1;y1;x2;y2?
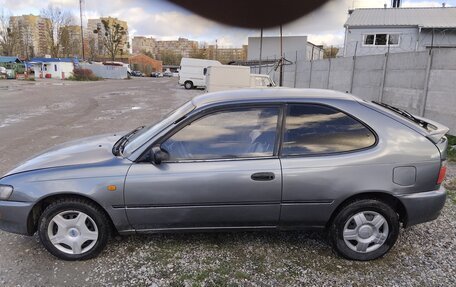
329;199;399;261
184;81;193;89
38;198;111;261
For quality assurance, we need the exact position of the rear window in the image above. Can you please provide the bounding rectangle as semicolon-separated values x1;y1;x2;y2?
282;104;376;156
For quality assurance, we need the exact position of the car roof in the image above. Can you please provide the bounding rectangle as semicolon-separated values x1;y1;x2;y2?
192;88;359;108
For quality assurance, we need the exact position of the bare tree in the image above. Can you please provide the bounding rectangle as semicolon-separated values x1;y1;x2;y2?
94;19;127;61
88;36;97;61
40;5;73;57
0;10;19;56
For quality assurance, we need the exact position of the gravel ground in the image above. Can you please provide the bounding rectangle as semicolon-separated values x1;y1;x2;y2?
0;78;455;286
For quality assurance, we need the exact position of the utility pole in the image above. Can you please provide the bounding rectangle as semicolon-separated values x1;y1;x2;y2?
259;28;263;74
215;39;218;61
279;24;283;87
79;0;85;61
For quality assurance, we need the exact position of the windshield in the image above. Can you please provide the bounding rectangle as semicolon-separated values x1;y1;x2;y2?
122;101;195;157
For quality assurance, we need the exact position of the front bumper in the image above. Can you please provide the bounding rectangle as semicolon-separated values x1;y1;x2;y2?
398;186;447;227
0;200;34;235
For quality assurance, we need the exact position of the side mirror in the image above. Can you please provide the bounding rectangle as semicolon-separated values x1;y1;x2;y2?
150;146;169;165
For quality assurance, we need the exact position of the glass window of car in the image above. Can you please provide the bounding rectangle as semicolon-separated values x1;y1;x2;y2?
282;104;375;156
162;107;280;161
123;101;195;157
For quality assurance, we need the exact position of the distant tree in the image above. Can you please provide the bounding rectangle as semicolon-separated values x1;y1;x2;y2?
323;46;339;59
0;10;19;56
41;5;74;57
60;26;71;57
94;19;127;61
140;49;154;58
189;47;207;59
87;36;97;61
157;49;182;65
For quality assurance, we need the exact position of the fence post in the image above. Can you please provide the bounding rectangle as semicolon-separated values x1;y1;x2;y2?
349;56;356;93
349;42;358;93
294;50;298;88
379;51;390;102
421;49;434;117
327;58;332;89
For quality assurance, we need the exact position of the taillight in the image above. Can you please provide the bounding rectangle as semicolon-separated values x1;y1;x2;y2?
437;160;447;185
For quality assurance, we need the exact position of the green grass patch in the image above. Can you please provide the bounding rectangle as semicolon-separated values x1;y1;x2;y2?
447;134;456;162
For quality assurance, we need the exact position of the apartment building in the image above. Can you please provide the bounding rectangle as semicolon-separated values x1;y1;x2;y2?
132;36;198;58
9;15;51;58
87;17;129;57
60;25;83;57
206;45;248;63
132;36;156;55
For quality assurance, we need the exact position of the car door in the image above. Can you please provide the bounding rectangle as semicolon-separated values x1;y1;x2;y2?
124;105;283;230
279;103;377;228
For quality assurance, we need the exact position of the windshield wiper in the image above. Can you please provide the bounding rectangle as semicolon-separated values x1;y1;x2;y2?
372;101;428;129
112;126;145;156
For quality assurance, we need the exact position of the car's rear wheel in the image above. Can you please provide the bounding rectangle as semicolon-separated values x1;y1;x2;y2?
329;199;399;261
184;81;193;89
38;198;111;260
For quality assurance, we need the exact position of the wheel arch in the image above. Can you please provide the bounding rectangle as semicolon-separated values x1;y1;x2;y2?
27;193;117;236
327;192;408;229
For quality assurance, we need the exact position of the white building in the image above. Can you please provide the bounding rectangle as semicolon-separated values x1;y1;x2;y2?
29;58;76;79
343;7;456;57
247;36;323;62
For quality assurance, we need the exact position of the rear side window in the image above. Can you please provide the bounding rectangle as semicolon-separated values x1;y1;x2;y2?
282;104;376;156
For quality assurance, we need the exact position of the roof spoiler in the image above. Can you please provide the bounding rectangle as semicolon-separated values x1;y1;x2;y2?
414;115;450;144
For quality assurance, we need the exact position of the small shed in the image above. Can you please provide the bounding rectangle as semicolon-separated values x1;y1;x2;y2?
0;56;25;79
28;57;78;79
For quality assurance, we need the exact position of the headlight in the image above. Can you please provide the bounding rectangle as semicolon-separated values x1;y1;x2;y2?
0;185;13;200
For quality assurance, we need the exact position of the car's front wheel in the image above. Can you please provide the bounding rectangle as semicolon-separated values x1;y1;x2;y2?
38;198;111;260
329;199;399;261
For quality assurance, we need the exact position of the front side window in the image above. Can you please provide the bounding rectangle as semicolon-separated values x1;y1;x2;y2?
282;104;375;156
162;107;280;161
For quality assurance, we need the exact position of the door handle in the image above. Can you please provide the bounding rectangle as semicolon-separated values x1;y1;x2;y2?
251;172;275;181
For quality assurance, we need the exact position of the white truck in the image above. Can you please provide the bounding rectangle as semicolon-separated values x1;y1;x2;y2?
205;65;275;93
178;58;222;89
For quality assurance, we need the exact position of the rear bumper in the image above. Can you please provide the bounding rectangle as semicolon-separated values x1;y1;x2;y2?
398;186;447;227
0;200;34;235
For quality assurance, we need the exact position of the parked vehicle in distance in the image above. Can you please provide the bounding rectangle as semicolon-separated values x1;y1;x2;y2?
163;70;173;77
0;89;448;261
250;74;275;88
151;72;162;78
130;70;143;77
178;57;221;89
102;61;131;75
205;65;275;93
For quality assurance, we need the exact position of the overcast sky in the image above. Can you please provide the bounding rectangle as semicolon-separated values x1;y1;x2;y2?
1;0;455;47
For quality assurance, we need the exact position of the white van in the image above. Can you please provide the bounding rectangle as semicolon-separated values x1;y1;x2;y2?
205;65;275;93
178;58;222;89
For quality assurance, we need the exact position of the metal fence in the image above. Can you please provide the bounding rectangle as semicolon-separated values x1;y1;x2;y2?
251;48;456;133
79;63;128;79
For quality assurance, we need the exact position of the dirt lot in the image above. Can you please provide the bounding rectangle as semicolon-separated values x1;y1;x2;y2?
0;78;455;286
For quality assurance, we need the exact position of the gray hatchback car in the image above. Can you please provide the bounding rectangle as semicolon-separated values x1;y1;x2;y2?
0;89;449;261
